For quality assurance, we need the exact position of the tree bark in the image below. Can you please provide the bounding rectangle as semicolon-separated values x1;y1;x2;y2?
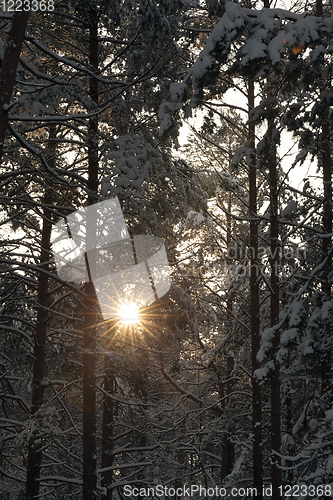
0;10;29;162
321;121;332;300
220;356;235;480
268;121;281;499
25;123;56;499
82;6;99;499
102;358;115;500
316;0;332;395
175;419;186;499
248;80;263;498
320;120;332;395
220;194;235;480
262;1;281;490
315;0;332;301
25;190;52;500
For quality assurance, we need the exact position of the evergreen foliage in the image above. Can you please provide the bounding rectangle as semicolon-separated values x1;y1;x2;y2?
0;0;333;498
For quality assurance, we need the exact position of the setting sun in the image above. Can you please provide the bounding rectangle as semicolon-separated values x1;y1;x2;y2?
118;302;140;325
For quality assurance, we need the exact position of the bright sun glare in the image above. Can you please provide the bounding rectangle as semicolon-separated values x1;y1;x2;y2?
118;302;140;325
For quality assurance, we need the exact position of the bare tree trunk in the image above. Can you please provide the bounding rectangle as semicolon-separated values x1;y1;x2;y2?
248;80;263;498
25;190;51;499
316;0;332;300
82;6;99;499
261;2;281;490
220;356;235;480
286;391;293;483
102;358;115;500
281;288;293;483
316;0;332;396
321;121;332;394
175;419;185;499
321;121;332;301
83;281;97;500
0;10;29;162
268;122;281;499
220;193;235;480
25;125;55;500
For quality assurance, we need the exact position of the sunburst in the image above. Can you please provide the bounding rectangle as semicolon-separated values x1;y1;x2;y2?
97;297;169;356
118;301;140;325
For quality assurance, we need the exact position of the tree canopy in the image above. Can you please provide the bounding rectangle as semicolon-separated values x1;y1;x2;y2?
0;1;333;499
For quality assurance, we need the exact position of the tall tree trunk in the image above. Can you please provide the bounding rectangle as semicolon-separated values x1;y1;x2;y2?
102;358;115;500
315;0;332;395
286;391;293;483
220;191;235;480
25;126;55;500
248;80;263;498
262;3;281;492
281;288;293;482
82;6;99;499
321;120;332;395
25;190;51;499
0;10;29;163
175;419;186;499
268;121;281;499
321;121;332;301
83;285;97;500
220;356;235;480
316;0;332;301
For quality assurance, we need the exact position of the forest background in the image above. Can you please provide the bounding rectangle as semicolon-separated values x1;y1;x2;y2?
0;0;333;499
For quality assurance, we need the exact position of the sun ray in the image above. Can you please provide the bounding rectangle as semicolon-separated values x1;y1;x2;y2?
98;297;172;357
118;302;140;325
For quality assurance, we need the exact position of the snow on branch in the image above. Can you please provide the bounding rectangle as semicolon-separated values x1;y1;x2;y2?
159;2;333;135
25;35;127;86
19;57;66;85
98;462;153;474
37;475;82;485
160;363;224;416
242;7;303;21
8;107;107;122
0;324;33;346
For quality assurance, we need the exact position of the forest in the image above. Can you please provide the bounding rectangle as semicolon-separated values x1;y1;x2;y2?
0;0;333;499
